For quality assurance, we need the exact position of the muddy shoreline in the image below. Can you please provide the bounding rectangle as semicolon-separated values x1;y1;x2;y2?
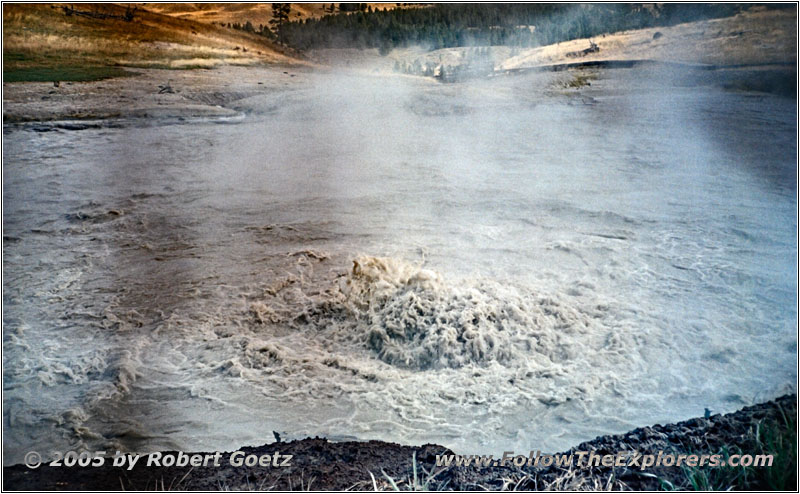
3;60;795;129
2;65;317;125
3;394;795;490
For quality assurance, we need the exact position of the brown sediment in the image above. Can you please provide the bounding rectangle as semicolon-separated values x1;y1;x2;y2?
2;65;313;124
3;394;795;491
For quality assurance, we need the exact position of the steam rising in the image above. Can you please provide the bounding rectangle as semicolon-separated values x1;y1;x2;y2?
3;49;796;465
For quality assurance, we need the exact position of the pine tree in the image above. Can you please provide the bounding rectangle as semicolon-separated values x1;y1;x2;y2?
270;3;292;44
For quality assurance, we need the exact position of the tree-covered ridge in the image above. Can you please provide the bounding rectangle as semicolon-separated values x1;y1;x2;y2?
280;3;777;51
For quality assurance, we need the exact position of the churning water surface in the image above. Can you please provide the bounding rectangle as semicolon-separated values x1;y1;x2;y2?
3;67;797;464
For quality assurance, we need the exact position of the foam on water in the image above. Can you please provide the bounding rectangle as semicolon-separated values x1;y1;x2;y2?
183;252;650;455
3;67;796;464
335;256;605;371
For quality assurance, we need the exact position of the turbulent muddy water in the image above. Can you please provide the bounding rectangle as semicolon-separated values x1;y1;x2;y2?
3;67;797;464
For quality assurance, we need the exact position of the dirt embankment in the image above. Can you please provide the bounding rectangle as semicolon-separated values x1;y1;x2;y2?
3;395;796;491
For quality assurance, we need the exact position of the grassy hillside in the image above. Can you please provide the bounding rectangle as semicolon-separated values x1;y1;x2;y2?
3;3;302;82
143;3;428;28
143;3;325;27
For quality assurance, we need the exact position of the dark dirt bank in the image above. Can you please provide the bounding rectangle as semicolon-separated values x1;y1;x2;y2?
4;394;796;491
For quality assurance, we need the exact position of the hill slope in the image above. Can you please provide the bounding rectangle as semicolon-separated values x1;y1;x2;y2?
142;3;326;27
143;3;427;27
499;6;796;70
3;3;304;82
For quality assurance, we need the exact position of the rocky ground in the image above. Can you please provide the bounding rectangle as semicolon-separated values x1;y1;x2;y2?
3;394;796;491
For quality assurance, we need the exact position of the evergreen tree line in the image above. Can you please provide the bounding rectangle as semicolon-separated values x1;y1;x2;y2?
218;3;291;44
221;20;275;39
280;3;778;52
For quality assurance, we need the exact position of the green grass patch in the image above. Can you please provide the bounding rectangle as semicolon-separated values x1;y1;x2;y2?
3;65;132;83
4;52;34;63
663;404;797;491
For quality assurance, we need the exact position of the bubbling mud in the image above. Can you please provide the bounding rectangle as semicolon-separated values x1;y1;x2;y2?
335;256;598;371
239;253;638;423
4;66;795;464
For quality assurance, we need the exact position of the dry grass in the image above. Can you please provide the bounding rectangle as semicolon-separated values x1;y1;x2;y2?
145;3;430;27
538;466;631;491
499;6;796;70
3;3;302;81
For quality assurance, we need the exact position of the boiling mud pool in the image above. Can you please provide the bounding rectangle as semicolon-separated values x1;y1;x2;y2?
3;68;796;464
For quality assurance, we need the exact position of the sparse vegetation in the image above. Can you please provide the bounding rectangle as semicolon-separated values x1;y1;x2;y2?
376;452;447;491
672;404;797;491
561;71;597;89
2;3;296;82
